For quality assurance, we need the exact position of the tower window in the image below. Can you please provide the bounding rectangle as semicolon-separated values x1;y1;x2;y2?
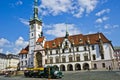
31;33;33;36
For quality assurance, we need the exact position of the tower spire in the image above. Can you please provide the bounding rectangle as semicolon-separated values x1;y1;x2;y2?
65;24;69;38
34;0;38;19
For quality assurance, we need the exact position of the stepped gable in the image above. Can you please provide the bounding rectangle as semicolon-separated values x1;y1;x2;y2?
44;33;110;49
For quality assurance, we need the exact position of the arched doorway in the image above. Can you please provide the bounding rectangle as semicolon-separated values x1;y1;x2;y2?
53;65;59;71
75;63;81;71
67;64;73;71
60;65;66;71
36;52;42;67
83;63;89;70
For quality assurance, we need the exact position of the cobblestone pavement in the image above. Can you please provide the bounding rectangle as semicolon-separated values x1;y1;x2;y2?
0;70;120;80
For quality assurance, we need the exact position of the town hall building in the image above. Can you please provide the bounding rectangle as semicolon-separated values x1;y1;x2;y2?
19;0;116;71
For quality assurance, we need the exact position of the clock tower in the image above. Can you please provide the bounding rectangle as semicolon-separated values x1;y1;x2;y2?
29;0;42;67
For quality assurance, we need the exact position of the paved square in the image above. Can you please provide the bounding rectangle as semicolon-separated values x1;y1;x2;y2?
0;71;120;80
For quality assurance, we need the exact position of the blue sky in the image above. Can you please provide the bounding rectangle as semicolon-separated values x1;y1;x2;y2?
0;0;120;54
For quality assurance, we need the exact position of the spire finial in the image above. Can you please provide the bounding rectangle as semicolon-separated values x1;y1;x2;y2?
65;24;69;38
33;0;38;19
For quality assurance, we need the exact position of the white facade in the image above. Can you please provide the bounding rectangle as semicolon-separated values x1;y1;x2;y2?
40;38;115;71
0;56;7;71
0;53;19;71
19;54;28;70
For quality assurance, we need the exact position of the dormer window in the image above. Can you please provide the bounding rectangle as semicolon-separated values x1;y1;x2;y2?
64;41;69;49
52;42;56;46
79;39;83;43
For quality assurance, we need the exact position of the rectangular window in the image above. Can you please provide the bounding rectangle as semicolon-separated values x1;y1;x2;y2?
92;45;95;50
62;49;64;53
76;47;79;52
25;60;27;65
69;48;71;52
84;46;87;51
56;58;59;63
21;61;23;65
76;56;80;61
22;55;23;59
102;63;105;68
50;58;53;64
25;54;27;58
56;50;58;54
69;57;73;62
84;56;88;61
45;59;47;64
62;57;66;63
50;50;52;55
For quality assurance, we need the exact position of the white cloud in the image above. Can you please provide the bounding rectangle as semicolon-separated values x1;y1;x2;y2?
16;0;23;6
0;38;10;47
104;24;119;29
96;9;110;17
45;23;80;37
39;0;98;18
113;25;119;28
0;37;28;54
96;16;109;23
15;36;28;47
0;48;3;53
19;18;29;26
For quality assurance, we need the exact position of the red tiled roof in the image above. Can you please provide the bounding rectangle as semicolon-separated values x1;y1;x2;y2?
19;49;28;54
37;37;45;43
19;45;29;54
19;32;110;53
44;32;110;49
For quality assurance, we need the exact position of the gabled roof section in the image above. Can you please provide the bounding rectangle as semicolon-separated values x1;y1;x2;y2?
19;45;29;54
84;32;110;44
44;32;110;49
44;37;64;49
37;37;45;43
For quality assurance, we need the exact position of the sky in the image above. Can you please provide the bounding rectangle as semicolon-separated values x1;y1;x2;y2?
0;0;120;54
